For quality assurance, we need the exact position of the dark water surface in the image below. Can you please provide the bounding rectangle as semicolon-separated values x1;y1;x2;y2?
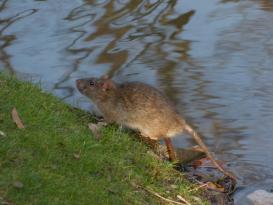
1;0;273;203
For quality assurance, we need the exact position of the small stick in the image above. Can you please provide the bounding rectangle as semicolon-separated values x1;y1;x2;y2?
144;187;190;205
177;195;192;205
189;183;208;192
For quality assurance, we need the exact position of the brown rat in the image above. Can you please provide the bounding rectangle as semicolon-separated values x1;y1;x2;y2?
76;75;236;180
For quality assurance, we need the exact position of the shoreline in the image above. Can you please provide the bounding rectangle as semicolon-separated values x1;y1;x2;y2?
0;74;211;204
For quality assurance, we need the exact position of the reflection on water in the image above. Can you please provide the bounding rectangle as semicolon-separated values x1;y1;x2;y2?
1;0;273;203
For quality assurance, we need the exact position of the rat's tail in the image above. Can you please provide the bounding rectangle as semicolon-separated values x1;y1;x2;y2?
184;123;236;181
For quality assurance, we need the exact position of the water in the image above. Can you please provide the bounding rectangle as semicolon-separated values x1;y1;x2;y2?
1;0;273;203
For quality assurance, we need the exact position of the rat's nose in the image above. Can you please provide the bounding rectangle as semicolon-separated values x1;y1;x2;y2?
76;79;85;89
76;79;80;87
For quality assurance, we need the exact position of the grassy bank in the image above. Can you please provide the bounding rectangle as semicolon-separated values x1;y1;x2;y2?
0;75;208;205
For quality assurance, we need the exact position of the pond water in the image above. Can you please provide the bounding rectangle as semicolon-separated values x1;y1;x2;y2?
1;0;273;203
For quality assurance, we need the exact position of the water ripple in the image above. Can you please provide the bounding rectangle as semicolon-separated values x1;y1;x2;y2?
1;1;273;201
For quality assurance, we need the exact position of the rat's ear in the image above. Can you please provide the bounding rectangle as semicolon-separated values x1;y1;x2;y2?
101;79;116;91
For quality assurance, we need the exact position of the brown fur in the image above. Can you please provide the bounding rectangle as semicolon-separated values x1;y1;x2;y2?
76;76;236;180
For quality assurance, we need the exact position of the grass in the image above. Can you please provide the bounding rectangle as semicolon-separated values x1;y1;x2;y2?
0;74;208;205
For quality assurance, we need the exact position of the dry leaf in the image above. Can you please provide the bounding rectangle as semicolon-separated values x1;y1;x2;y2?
13;181;23;189
0;130;6;137
191;157;210;169
206;182;225;192
88;122;106;140
11;108;25;129
73;153;80;160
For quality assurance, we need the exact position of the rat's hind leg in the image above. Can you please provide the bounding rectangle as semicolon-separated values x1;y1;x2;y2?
140;131;176;162
163;138;176;162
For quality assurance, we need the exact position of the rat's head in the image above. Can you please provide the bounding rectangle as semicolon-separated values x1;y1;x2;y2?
76;75;116;101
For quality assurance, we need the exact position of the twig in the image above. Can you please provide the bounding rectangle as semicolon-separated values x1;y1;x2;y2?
143;186;191;205
189;183;208;192
144;187;183;205
177;195;192;205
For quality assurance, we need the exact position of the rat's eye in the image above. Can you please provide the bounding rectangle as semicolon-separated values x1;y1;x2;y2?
89;81;95;86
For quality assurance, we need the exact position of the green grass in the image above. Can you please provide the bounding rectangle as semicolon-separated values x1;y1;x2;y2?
0;74;208;205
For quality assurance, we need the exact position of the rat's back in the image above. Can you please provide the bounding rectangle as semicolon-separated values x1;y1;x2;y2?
114;82;185;139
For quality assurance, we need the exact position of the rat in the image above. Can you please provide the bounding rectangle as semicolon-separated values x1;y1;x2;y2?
76;75;236;180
